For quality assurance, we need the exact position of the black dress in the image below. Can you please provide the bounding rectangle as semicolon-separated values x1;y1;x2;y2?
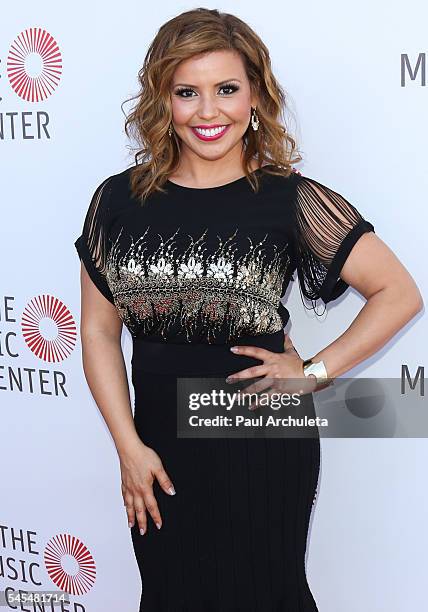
74;164;375;611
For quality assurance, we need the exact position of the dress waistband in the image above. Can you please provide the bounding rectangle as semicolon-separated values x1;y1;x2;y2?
131;330;285;376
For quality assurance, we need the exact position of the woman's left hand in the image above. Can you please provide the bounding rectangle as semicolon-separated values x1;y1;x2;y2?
226;332;316;408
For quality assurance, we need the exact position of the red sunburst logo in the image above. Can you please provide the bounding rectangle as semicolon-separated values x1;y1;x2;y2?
21;295;77;362
44;534;96;596
7;27;62;102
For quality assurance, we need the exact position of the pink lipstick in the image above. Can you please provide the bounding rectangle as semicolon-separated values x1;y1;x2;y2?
191;124;231;142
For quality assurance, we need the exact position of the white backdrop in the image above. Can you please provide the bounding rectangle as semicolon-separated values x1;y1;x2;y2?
1;1;426;610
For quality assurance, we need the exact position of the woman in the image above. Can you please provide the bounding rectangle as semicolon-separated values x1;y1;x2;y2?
74;8;423;612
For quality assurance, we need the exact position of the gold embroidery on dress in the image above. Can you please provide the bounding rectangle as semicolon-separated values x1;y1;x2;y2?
105;227;290;342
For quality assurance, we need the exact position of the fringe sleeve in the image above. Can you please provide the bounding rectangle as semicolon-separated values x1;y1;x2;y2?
290;173;375;311
74;176;115;304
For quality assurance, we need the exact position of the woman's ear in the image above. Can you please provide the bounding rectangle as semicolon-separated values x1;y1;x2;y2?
250;93;259;109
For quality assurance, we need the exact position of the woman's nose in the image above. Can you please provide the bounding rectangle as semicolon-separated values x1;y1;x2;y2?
197;97;220;119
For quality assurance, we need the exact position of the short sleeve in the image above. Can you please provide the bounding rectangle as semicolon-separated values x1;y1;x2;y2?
74;176;115;304
290;173;375;310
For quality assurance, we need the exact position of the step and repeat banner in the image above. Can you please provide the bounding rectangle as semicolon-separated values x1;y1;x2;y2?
1;1;426;610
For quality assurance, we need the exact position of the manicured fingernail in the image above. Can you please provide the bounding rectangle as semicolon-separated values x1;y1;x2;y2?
156;522;161;530
168;486;176;495
225;377;234;383
140;527;145;535
128;522;134;528
230;346;239;352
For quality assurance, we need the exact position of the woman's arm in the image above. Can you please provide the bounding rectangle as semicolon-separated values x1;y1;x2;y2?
309;231;424;378
226;175;423;391
226;231;423;393
79;263;139;453
78;264;176;533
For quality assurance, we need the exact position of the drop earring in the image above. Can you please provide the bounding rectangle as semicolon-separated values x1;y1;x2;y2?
251;106;260;131
168;123;173;137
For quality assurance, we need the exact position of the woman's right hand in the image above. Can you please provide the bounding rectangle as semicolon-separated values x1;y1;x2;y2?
119;439;176;534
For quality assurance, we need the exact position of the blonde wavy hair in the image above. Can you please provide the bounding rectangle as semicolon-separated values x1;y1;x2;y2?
123;7;302;203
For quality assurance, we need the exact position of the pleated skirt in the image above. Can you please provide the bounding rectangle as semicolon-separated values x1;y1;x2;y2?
130;330;320;612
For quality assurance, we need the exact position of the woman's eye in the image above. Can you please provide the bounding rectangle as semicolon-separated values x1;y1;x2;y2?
219;84;239;95
175;88;195;98
175;84;239;98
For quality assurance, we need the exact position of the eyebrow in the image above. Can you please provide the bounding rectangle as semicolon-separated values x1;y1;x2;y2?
173;78;241;88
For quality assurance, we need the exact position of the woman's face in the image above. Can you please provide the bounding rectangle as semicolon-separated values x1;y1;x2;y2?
169;50;257;162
